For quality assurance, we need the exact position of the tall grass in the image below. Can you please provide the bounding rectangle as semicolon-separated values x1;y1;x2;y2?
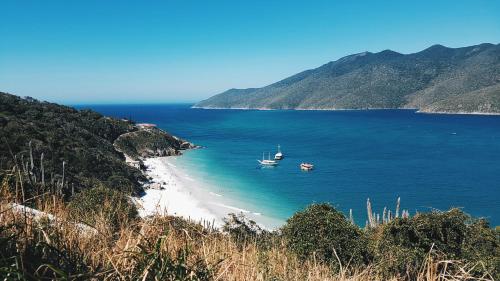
1;157;496;281
1;182;494;281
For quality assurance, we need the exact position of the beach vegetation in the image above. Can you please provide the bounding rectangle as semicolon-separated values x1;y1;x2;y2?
370;208;499;279
68;185;138;231
282;203;368;268
2;188;497;280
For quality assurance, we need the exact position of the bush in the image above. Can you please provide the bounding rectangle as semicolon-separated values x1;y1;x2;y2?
282;203;367;267
462;219;500;279
373;208;499;279
105;174;137;194
68;186;138;230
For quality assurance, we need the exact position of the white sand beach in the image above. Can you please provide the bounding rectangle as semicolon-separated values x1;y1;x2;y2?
136;155;284;230
137;157;223;227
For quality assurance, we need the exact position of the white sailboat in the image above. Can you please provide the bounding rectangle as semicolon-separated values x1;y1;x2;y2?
274;144;284;160
258;152;278;166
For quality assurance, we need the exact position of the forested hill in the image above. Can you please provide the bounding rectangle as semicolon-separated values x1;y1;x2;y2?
195;43;500;114
0;92;191;197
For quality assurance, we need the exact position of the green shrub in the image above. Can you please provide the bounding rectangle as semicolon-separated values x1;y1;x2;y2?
462;219;500;279
373;208;499;279
68;186;138;230
105;174;137;194
282;203;367;267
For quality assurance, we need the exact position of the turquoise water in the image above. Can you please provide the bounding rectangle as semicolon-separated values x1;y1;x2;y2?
81;104;500;226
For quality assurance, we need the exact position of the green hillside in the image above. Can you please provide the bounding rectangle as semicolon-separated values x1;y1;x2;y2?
0;92;190;198
195;43;500;114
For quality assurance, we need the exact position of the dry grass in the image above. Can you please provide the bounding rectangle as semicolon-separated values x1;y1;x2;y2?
0;184;494;281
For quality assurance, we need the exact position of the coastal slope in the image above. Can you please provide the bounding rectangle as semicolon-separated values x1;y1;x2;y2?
0;92;191;196
194;43;500;114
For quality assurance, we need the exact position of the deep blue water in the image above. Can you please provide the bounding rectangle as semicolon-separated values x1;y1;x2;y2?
78;104;500;226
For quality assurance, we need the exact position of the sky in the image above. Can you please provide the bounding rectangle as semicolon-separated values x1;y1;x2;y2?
1;1;499;104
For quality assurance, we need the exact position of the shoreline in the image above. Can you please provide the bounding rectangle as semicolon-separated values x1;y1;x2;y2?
192;106;500;116
137;157;223;227
136;155;280;230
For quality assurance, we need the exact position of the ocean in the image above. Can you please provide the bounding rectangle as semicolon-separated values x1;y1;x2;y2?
78;104;500;227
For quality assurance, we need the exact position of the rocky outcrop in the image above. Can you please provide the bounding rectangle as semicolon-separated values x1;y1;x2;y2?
114;126;197;161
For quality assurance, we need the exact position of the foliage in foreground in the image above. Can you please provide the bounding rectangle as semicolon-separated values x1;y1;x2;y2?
371;208;499;279
281;203;499;279
0;161;498;280
282;204;368;267
1;185;498;281
68;185;138;231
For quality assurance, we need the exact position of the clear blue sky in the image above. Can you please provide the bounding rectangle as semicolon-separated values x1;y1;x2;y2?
1;0;499;104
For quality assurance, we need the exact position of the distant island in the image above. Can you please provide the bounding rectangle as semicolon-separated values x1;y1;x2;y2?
194;43;500;114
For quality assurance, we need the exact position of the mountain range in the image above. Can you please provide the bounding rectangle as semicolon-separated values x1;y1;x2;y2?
194;43;500;114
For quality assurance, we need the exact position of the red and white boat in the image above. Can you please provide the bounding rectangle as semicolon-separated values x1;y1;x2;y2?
300;163;314;171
